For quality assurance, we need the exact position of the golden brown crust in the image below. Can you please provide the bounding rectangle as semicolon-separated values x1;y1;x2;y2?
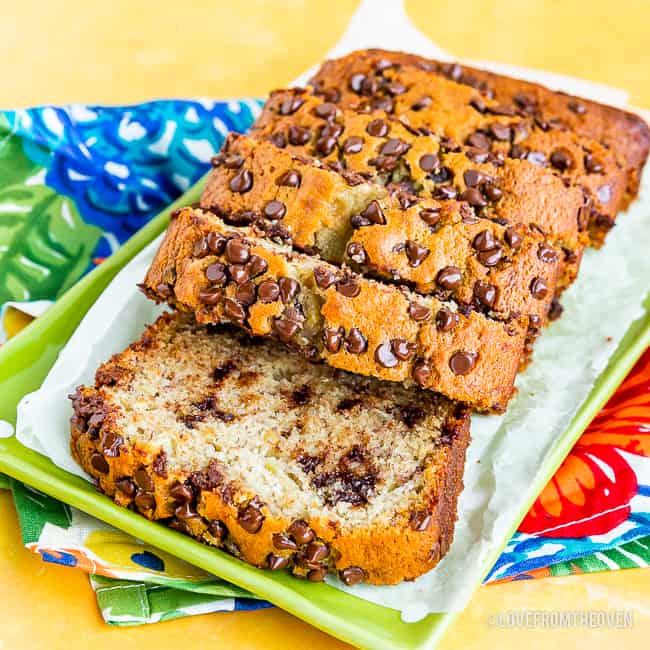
143;208;527;410
308;49;649;245
69;312;472;585
201;133;563;327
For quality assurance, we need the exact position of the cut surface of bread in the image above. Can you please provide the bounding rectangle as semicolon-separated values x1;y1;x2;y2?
143;207;528;411
70;311;471;585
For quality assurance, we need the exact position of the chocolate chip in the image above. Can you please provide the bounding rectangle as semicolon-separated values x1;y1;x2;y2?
449;351;477;375
134;491;156;512
247;255;268;277
526;151;547;166
279;95;304;115
584;154;603;174
339;566;365;585
321;326;343;353
170;483;194;503
305;541;330;562
223;298;246;322
193;237;209;258
307;567;327;582
264;200;286;220
288;519;315;545
505;226;523;249
345;328;367;354
489;123;511;141
472;230;496;251
408;302;431;321
433;185;458;200
235;281;257;306
267;554;289;570
279;277;300;303
361;200;385;225
316;135;337;155
336;276;360;298
477;246;503;266
467;132;490;150
374;58;393;72
314;266;337;289
273;533;298;551
349;73;366;93
288;125;311;146
205;262;227;285
419;153;440;173
405;240;429;267
550;149;573;171
412;95;432;111
225;239;250;264
419;208;441;226
116;478;136;498
273;317;301;342
530;277;548;299
342;136;364;154
366;118;389;137
277;169;301;187
206;231;227;254
229;169;253;193
436;308;459;332
381;138;409;156
410;511;433;531
462;187;487;207
463;169;482;187
412;360;432;386
90;452;109;474
483;183;503;201
270;131;287;148
101;431;123;457
375;342;399;368
436;266;462;290
372;96;394;113
175;502;199;520
538;244;558;263
223;153;244;169
346;242;367;265
229;264;249;285
314;102;338;120
568;100;587;114
474;281;498;307
257;279;280;303
391;338;416;361
238;503;264;533
488;104;516;116
155;282;173;298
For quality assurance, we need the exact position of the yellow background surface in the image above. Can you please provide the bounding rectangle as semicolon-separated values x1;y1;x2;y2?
1;1;649;648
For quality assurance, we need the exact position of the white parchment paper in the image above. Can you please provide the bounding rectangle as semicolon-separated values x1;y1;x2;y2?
12;0;650;623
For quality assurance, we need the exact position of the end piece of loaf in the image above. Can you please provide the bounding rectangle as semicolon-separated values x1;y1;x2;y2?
70;311;471;585
143;207;527;411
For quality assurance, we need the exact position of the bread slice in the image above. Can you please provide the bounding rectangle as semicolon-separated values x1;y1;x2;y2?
142;207;528;411
202;133;563;329
70;311;471;585
306;49;646;246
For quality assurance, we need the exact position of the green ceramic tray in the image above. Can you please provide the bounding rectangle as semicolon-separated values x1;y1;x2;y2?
1;178;649;650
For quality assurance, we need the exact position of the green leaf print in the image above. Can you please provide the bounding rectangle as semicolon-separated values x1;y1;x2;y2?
0;114;42;187
0;182;101;304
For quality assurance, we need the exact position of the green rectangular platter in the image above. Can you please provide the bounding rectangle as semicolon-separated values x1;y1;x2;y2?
1;178;649;650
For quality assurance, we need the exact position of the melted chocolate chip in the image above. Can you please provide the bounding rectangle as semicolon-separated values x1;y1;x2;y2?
229;264;249;285
489;122;511;141
279;95;304;115
550;149;573;171
238;503;264;533
229;169;253;193
273;533;298;551
405;240;429;267
273;317;301;342
307;568;327;582
90;452;109;474
116;478;136;498
336;276;361;298
247;254;268;277
530;277;549;299
449;351;477;375
193;236;209;258
375;342;399;368
391;338;416;361
462;187;487;207
313;267;337;289
225;238;250;264
323;326;345;353
477;246;503;266
288;125;311;145
206;231;227;254
345;328;367;354
342;136;364;154
412;360;432;386
223;298;246;322
408;302;431;321
258;279;280;303
134;491;156;512
366;118;389;137
436;266;462;290
223;153;244;169
264;200;286;220
474;281;498;307
278;277;300;303
505;226;523;249
205;262;227;285
100;431;123;458
267;554;289;570
347;242;367;265
538;244;558;263
381;138;410;157
277;169;301;187
208;520;228;541
419;208;441;225
170;483;194;503
235;281;257;306
314;102;338;120
305;541;330;563
288;519;315;545
436;307;459;331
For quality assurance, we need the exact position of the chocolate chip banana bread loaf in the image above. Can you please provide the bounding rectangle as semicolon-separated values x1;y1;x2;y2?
307;49;650;245
70;311;471;585
142;207;527;411
202;133;563;328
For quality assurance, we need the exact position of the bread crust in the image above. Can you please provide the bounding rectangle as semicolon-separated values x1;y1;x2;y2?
70;312;472;585
143;207;527;410
307;49;650;245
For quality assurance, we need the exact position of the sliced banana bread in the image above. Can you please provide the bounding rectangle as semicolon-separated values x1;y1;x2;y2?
142;207;527;411
202;133;564;330
70;311;471;585
307;49;650;245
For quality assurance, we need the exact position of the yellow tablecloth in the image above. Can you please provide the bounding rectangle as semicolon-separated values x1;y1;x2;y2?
1;1;649;647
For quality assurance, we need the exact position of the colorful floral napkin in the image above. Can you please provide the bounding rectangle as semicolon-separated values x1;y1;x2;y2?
0;99;648;625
